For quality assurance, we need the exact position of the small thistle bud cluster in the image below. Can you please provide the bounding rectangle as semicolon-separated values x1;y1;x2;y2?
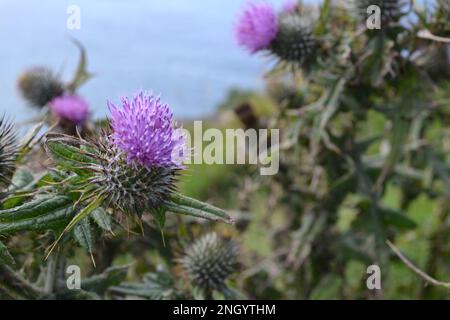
180;233;239;293
18;67;64;107
235;1;316;66
0;118;18;187
353;0;406;27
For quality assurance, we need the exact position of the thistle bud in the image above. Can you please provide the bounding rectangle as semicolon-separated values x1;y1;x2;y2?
180;233;239;293
18;67;64;108
269;13;316;65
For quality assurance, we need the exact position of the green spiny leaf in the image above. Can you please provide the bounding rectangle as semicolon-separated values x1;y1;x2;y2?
73;217;94;254
0;207;74;235
169;193;234;223
90;208;113;232
0;195;72;222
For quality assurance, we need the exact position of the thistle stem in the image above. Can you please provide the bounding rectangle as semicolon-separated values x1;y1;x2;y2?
0;265;44;299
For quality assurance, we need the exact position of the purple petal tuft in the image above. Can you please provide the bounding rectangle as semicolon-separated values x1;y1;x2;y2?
109;91;187;169
49;95;90;125
235;2;279;54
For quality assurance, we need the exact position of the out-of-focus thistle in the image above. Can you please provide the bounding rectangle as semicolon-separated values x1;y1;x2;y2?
352;0;406;27
49;95;90;126
180;233;239;295
17;67;64;107
0;117;18;188
235;1;316;66
270;13;316;65
235;2;279;54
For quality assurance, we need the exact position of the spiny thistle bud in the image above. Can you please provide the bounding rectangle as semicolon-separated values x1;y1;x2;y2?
86;135;178;215
269;13;316;65
0;117;18;187
49;95;90;125
180;233;239;293
17;67;64;107
352;0;406;27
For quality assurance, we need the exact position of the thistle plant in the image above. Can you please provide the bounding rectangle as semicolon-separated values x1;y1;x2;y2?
18;67;64;108
43;91;233;251
232;0;450;299
236;1;316;66
180;233;239;298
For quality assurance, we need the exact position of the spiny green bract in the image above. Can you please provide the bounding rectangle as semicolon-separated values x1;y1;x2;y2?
18;67;64;107
180;233;239;292
270;13;316;65
0;118;18;188
47;132;178;216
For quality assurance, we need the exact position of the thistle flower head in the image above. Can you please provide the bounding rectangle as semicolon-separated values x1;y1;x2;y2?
108;91;187;169
235;2;279;54
18;67;64;107
180;233;239;293
270;13;316;65
0;117;18;187
50;95;90;125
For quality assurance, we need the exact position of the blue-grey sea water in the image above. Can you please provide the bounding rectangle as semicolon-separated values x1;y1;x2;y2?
0;0;432;122
0;0;300;122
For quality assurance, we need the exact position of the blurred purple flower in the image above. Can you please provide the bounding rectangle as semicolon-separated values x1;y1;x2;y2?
108;91;187;169
50;95;90;125
282;0;297;13
235;2;279;54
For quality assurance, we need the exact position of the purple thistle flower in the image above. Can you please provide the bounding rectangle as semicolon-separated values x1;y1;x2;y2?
235;2;279;54
49;95;90;125
108;91;187;169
